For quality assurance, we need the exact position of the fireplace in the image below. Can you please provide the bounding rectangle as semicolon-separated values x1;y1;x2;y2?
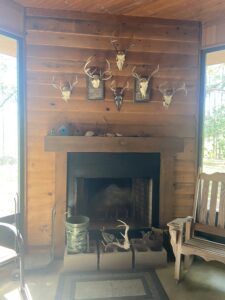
44;135;184;257
67;153;160;228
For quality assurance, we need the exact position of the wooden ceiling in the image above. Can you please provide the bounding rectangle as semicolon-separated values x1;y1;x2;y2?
14;0;225;23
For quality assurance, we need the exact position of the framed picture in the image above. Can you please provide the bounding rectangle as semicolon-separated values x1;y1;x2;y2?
86;76;104;100
133;78;151;103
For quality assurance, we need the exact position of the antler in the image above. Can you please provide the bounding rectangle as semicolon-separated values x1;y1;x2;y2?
101;59;112;81
159;81;187;96
117;219;130;249
175;82;187;95
124;39;135;54
132;66;142;81
111;39;120;53
52;77;63;91
110;80;116;92
69;75;78;89
84;56;97;78
148;64;159;81
102;219;130;251
121;81;129;94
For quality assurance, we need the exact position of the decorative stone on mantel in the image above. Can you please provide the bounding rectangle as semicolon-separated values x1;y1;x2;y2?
44;136;184;258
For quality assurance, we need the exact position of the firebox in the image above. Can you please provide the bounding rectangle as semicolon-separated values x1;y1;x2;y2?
67;153;160;229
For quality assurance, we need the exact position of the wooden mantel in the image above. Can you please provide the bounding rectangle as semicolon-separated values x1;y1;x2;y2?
44;136;184;258
45;136;184;153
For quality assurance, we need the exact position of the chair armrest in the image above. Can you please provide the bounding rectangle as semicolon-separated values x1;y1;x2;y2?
0;222;24;254
167;217;193;231
0;222;18;236
167;217;193;248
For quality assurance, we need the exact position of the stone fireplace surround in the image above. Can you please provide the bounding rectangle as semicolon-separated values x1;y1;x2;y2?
44;136;184;258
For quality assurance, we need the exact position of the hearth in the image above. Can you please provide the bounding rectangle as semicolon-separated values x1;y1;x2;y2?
67;153;160;229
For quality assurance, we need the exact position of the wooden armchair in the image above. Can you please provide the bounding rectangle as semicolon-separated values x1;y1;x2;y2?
168;172;225;282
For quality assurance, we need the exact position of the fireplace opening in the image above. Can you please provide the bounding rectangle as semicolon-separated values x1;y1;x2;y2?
84;178;133;221
67;153;160;229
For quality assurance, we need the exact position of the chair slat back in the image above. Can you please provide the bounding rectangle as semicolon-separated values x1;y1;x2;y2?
194;172;225;234
218;182;225;228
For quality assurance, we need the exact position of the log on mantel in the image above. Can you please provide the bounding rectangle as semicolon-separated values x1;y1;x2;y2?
44;136;184;153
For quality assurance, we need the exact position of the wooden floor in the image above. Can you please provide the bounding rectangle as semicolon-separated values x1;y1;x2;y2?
0;257;225;300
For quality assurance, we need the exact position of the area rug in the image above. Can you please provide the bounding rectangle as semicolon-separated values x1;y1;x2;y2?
55;270;169;300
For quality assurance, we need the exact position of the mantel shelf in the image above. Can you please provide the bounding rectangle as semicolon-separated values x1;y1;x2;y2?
44;136;184;153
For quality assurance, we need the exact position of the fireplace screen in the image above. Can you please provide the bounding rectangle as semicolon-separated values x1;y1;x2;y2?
69;177;152;228
67;152;160;228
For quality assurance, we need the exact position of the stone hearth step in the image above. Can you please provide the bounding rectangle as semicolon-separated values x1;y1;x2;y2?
131;239;167;269
63;240;98;272
99;243;133;271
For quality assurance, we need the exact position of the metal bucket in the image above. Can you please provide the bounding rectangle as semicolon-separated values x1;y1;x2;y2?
65;215;89;253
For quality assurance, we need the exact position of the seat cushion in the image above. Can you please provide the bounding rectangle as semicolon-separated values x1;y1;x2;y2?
0;245;17;265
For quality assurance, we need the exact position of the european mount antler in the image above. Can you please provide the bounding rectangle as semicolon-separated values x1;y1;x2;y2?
84;56;112;88
102;219;130;251
132;65;159;99
110;80;129;111
111;39;135;71
158;82;187;109
52;76;78;102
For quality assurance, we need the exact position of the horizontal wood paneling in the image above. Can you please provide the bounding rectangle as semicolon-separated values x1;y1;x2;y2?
0;0;24;36
25;8;200;246
14;1;225;23
202;20;225;48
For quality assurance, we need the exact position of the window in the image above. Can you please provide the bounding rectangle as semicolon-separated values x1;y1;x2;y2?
200;47;225;173
0;33;21;218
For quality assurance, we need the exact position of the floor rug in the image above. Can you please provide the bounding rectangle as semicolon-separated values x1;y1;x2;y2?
55;270;169;300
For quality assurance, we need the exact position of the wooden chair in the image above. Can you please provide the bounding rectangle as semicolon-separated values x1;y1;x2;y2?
168;172;225;282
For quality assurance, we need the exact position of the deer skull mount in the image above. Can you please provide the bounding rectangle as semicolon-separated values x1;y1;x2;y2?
84;56;112;89
159;82;187;109
52;76;78;102
111;39;134;71
132;65;159;99
110;80;129;111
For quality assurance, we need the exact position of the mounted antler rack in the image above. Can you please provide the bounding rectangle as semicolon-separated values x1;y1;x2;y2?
111;38;135;71
132;65;159;102
84;56;112;88
110;80;129;111
52;75;78;102
84;56;112;100
158;82;187;108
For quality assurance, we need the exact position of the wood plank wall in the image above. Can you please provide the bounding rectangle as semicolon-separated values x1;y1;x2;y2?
0;0;24;36
202;19;225;48
25;8;201;246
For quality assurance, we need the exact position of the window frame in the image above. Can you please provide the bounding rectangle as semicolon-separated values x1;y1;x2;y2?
0;30;25;234
198;45;225;169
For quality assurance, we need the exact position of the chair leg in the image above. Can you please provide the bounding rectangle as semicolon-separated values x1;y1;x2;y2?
174;252;182;283
19;255;25;291
184;255;193;270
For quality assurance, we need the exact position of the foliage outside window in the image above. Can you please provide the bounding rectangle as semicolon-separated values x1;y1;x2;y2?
0;51;18;218
203;63;225;173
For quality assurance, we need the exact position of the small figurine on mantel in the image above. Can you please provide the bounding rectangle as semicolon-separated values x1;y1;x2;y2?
84;130;95;137
57;124;73;136
48;128;56;136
